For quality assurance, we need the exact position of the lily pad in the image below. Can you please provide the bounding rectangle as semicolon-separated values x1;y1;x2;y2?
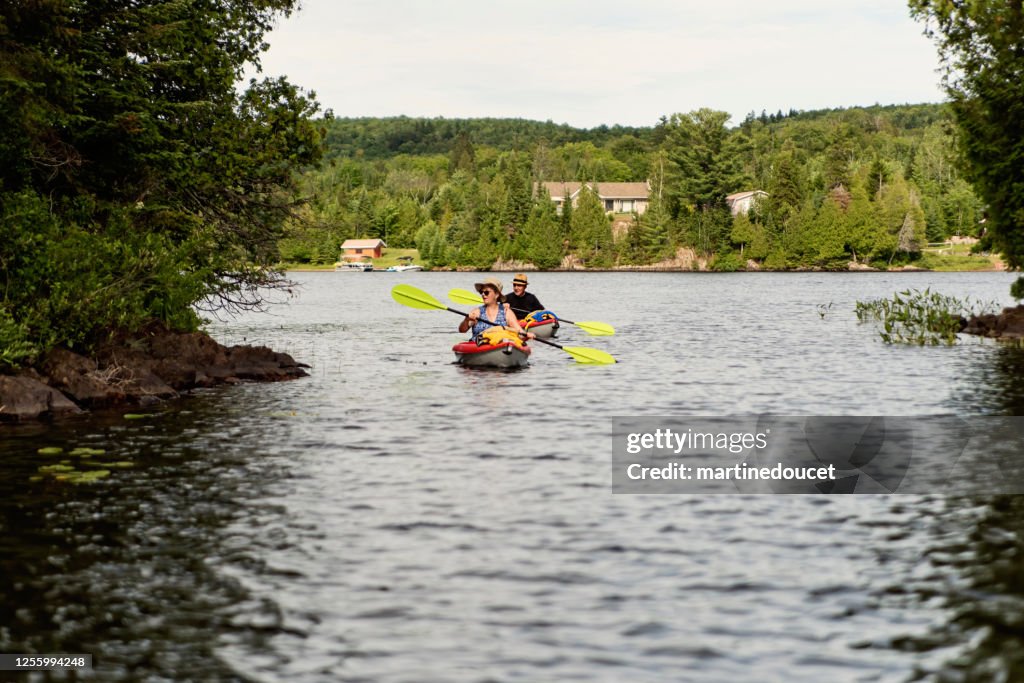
37;447;64;455
39;464;76;474
69;447;107;456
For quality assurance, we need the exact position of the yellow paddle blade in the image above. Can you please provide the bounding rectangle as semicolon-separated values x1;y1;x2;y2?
561;346;616;365
391;284;445;310
448;288;483;305
574;321;616;336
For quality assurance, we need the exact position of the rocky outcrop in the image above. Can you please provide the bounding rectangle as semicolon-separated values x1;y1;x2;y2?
1;326;308;422
0;374;82;421
962;305;1024;340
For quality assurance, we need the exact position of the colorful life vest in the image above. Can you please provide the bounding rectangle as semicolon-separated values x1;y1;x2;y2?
471;303;508;337
477;326;526;349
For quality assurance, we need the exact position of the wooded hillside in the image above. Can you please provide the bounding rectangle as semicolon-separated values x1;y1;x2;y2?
286;103;985;271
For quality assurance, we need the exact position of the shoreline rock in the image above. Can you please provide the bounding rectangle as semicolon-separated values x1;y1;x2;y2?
1;325;308;423
962;305;1024;340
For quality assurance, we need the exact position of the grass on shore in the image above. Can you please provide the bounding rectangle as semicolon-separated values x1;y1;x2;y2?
371;248;421;269
915;250;1000;272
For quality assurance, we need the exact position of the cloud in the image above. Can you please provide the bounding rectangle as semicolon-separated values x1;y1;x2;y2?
249;0;945;127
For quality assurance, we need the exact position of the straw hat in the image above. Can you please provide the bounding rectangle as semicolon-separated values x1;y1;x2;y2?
512;273;529;286
474;276;506;302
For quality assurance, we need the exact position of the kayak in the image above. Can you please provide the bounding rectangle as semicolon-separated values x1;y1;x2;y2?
453;327;531;368
520;310;560;339
453;339;531;368
521;317;558;339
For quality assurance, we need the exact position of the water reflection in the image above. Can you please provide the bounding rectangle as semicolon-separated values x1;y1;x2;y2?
0;398;296;681
987;345;1024;415
892;496;1024;682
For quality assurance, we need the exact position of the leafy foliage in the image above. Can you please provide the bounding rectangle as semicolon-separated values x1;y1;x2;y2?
0;0;323;368
855;288;994;345
910;0;1024;295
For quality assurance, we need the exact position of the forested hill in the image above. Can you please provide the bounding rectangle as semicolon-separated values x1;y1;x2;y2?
287;101;984;273
322;116;654;159
321;103;949;160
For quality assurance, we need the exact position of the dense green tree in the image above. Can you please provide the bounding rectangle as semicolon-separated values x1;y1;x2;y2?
866;155;890;199
662;109;741;210
1;0;322;367
521;199;563;269
845;187;888;264
570;184;613;266
821;123;855;190
767;142;804;217
943;179;984;237
910;0;1024;294
730;212;758;259
449;131;476;173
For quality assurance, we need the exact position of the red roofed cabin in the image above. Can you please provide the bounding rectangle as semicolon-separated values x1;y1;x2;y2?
340;238;387;261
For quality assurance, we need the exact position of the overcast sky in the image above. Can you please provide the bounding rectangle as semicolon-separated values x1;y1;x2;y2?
249;0;946;129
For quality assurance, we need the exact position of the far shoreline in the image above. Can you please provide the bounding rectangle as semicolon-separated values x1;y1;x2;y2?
284;265;1009;274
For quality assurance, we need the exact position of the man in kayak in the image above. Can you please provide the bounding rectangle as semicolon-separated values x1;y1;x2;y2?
458;277;535;340
504;273;544;320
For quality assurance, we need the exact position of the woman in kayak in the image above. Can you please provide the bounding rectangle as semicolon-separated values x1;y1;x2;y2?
458;276;535;340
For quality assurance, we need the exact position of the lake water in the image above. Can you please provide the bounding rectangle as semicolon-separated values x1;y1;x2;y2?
2;271;1024;682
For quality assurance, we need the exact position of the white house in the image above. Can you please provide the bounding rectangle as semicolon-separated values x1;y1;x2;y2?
726;190;768;216
538;182;650;215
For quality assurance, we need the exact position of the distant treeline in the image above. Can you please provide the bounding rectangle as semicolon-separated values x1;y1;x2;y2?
284;103;985;271
322;116;654;159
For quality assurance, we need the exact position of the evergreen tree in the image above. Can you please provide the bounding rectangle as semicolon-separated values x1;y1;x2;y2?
571;184;613;266
866;155;890;199
767;142;803;224
822;124;855;190
449;131;476;173
663;109;741;210
911;0;1024;294
521;199;562;269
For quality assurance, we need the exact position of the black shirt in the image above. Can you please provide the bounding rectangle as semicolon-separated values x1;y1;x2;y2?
504;291;544;319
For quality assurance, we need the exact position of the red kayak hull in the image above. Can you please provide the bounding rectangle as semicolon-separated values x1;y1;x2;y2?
453;340;531;368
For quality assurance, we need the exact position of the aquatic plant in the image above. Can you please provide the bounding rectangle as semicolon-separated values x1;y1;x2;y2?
855;288;996;345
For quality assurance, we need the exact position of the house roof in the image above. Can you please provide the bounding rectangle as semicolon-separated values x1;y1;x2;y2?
539;181;649;200
341;239;387;249
726;190;767;202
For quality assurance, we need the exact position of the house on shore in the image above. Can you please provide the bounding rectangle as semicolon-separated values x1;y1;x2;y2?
537;182;650;215
726;190;768;216
340;238;386;261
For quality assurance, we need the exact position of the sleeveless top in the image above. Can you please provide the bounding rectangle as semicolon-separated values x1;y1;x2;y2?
472;303;507;338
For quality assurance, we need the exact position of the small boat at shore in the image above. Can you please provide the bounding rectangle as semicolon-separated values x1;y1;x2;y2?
335;262;373;272
384;264;423;272
520;310;560;339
